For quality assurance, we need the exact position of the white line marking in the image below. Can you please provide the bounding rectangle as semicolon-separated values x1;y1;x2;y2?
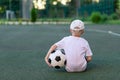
108;31;120;37
86;29;120;37
86;29;107;33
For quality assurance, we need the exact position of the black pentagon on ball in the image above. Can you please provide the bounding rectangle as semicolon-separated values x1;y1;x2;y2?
64;60;67;65
55;66;60;69
48;58;51;64
60;49;65;55
55;56;61;62
51;50;56;53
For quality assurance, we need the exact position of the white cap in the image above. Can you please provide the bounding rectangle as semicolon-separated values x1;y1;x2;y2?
70;20;84;30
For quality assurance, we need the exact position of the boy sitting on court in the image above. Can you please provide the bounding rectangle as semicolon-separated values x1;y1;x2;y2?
45;19;93;72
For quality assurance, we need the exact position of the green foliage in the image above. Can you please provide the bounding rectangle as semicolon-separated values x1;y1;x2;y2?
101;14;108;22
90;12;102;23
0;0;20;18
31;7;37;22
109;13;119;20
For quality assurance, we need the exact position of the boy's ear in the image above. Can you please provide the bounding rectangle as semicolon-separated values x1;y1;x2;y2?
70;29;72;33
81;30;84;34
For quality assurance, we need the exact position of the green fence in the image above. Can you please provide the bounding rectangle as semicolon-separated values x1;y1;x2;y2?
79;0;115;16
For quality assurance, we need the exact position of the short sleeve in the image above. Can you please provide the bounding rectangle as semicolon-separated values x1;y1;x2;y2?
85;42;93;56
55;37;65;49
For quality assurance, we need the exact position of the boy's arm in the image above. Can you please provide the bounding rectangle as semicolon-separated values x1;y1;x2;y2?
45;44;57;67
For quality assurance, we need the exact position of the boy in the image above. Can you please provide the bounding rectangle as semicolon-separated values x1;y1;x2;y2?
45;19;93;72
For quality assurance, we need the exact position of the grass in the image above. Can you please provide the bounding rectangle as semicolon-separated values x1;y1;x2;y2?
0;24;120;80
1;18;120;25
106;20;120;24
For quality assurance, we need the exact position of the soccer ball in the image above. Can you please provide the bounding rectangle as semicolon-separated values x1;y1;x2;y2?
48;49;66;69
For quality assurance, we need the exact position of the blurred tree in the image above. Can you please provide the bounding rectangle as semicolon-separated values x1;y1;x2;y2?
37;0;71;18
31;6;37;22
0;1;8;18
0;0;20;18
115;0;120;17
75;0;80;17
84;0;92;4
0;0;117;19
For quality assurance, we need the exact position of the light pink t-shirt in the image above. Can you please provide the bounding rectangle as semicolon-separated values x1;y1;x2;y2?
55;36;93;72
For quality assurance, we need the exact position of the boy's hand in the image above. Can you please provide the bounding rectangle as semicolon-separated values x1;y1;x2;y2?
45;57;53;67
86;56;92;62
44;44;57;67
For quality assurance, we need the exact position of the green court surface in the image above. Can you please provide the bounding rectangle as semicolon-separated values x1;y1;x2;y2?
0;24;120;80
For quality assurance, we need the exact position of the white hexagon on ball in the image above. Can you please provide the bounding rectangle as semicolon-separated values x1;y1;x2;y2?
48;49;66;69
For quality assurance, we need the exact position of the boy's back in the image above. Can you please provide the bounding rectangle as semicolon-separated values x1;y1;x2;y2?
55;36;92;72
